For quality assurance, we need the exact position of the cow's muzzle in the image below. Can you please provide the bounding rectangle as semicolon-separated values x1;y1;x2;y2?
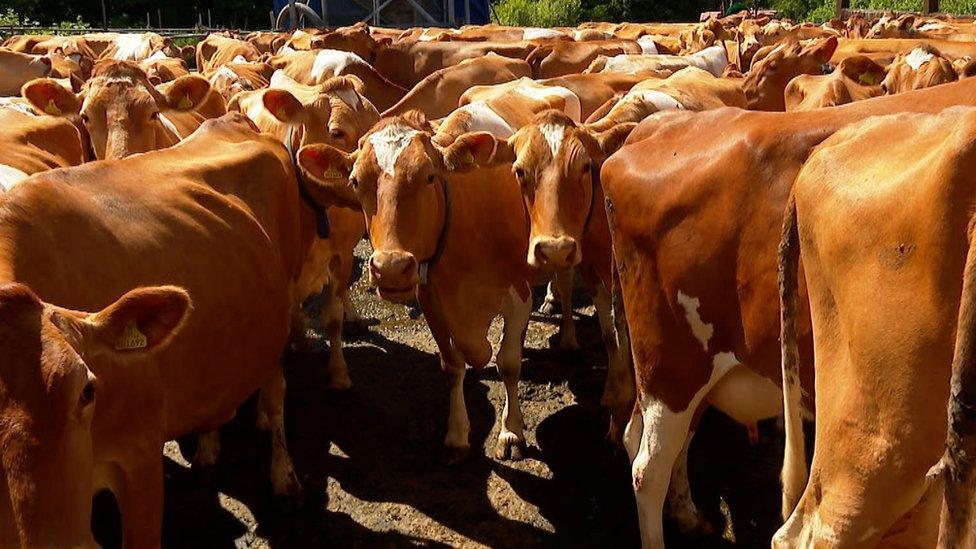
369;250;419;302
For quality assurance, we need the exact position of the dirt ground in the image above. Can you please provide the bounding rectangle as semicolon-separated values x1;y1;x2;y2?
93;240;789;548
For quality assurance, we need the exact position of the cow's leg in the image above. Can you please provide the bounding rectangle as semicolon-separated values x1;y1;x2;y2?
495;286;532;460
258;370;302;508
342;292;363;326
595;283;633;424
540;279;559;315
115;447;164;548
665;432;712;536
628;360;734;548
192;429;221;478
555;269;579;350
323;288;352;390
443;359;470;464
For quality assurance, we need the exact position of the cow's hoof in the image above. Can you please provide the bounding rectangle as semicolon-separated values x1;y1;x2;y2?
494;433;526;461
539;300;558;315
443;445;471;466
273;483;304;515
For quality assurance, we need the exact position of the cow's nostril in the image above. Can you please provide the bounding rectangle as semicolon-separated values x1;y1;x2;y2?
534;242;549;264
400;258;414;276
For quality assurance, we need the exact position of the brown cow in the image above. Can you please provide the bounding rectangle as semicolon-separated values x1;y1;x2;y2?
295;114;535;463
0;108;85;192
601;77;976;546
784;55;884;111
0;50;58;96
743;36;838;110
882;44;958;94
22;61;225;160
776;107;976;547
525;39;644;78
383;53;532;118
268;49;407;112
0;113;328;545
230;73;380;389
372;40;539;88
205;61;275;101
195;34;262;73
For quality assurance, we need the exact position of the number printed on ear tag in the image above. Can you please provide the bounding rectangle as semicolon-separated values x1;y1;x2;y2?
323;165;344;179
115;322;148;350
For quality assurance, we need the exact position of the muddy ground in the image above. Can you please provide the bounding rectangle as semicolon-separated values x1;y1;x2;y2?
93;240;788;548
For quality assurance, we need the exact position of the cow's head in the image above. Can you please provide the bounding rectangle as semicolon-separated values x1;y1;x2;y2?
882;45;957;94
866;13;916;39
0;283;189;548
294;112;502;302
239;74;379;154
493;110;634;271
784;55;885;111
743;36;838;110
23;61;214;159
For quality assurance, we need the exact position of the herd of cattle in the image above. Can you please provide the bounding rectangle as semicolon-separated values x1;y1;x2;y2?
0;9;975;548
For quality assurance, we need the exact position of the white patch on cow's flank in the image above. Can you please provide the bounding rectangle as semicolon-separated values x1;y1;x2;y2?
539;122;566;157
523;27;565;40
676;291;713;351
905;47;935;71
113;33;151;61
269;70;299;89
211;64;238;83
231;54;248;64
512;79;582;122
368;123;420;176
278;45;297;55
0;164;29;191
638;36;659;54
146;49;167;61
688;45;728;76
455;101;514;138
311;49;367;81
0;98;36;116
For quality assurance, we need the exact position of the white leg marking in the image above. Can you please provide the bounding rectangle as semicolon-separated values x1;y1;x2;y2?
666;432;710;534
495;286;532;459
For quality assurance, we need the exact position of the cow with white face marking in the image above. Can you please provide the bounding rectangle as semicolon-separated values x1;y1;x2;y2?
230;72;380;390
20;60;226;160
268;49;408;112
294;112;534;463
882;44;958;94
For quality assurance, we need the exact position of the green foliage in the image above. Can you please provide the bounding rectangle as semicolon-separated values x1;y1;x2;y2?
492;0;583;27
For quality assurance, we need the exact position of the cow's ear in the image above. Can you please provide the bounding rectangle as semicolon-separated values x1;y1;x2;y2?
492;137;516;166
165;74;211;110
21;78;81;116
593;122;637;156
808;36;838;63
262;88;304;123
442;131;496;172
296;144;361;209
85;286;191;359
899;15;915;29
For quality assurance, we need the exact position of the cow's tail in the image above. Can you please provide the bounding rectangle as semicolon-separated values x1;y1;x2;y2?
777;193;808;520
939;219;976;548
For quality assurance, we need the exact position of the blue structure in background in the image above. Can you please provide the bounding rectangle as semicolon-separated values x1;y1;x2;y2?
272;0;489;27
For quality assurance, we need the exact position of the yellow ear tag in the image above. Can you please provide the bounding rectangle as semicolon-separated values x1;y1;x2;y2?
858;72;876;85
323;165;344;179
460;150;475;166
276;107;288;121
178;94;193;109
44;99;61;116
115;322;148;351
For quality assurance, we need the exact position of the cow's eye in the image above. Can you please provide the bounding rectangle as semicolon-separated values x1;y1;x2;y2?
330;128;344;139
582;162;591;174
514;167;525;182
79;380;95;407
150;111;160;120
80;113;90;124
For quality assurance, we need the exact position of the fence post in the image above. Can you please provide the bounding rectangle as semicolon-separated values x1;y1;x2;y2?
923;0;939;14
836;0;849;18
